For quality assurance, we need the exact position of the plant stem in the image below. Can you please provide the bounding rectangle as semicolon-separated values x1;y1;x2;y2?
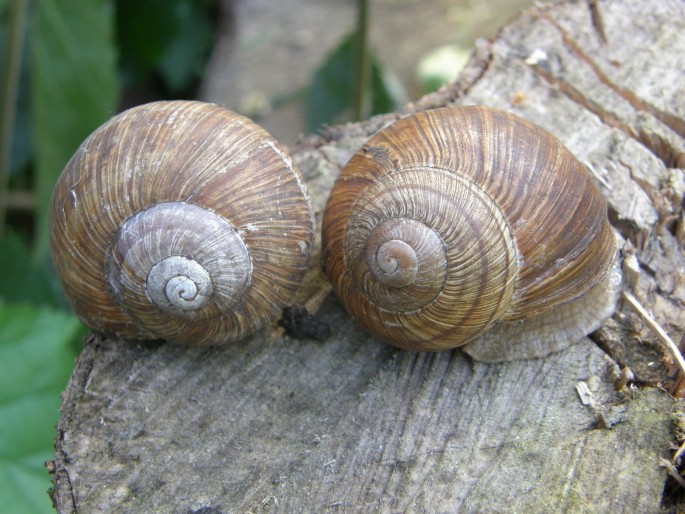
0;0;29;235
352;0;370;121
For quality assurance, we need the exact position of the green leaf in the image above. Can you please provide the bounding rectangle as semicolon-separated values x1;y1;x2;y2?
116;0;217;93
157;0;216;92
30;0;118;263
0;5;32;179
306;30;403;133
0;232;65;307
115;0;179;84
307;32;355;131
0;302;83;514
369;56;400;117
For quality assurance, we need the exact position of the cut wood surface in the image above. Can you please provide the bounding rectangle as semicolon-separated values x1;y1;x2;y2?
51;0;685;512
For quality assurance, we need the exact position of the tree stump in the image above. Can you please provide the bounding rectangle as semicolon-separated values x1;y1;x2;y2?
51;0;685;512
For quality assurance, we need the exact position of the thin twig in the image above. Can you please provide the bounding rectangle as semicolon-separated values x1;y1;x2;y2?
3;190;34;210
660;458;685;489
352;0;370;121
673;439;685;465
622;291;685;375
304;281;333;314
582;160;611;189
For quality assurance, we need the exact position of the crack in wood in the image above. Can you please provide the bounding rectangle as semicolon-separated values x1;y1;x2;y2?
540;8;685;136
535;6;685;167
636;129;685;169
559;437;588;511
52;467;77;514
528;61;634;133
587;0;608;43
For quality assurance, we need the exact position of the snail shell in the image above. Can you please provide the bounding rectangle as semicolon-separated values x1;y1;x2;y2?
322;106;620;360
50;100;315;345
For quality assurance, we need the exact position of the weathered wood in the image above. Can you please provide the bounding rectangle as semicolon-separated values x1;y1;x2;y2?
51;0;685;512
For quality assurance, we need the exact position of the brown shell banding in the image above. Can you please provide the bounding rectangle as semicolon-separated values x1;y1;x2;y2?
322;106;617;352
463;249;623;362
50;101;315;345
338;167;519;350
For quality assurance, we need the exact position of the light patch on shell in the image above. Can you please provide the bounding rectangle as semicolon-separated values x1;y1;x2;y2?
298;240;310;254
265;139;315;235
166;109;179;125
265;140;295;173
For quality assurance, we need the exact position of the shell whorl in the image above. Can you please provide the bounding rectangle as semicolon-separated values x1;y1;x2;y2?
50;101;315;345
322;106;617;352
107;202;251;334
342;167;519;345
147;256;214;312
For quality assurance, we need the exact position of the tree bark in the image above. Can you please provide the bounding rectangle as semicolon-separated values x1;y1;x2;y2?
51;0;685;512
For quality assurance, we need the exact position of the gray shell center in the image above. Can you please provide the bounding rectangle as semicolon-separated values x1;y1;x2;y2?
147;256;213;313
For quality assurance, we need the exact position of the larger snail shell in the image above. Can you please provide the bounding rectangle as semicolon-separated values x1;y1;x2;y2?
50;100;315;345
322;106;619;358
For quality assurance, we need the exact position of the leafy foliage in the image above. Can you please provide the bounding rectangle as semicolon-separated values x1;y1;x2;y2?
116;0;218;94
306;30;402;133
0;232;65;307
0;302;83;514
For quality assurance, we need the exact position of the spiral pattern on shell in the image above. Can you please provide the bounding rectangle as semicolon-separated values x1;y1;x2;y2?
50;101;315;345
322;106;616;352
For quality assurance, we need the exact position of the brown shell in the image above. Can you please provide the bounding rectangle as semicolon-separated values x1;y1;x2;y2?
322;106;616;352
50;100;315;345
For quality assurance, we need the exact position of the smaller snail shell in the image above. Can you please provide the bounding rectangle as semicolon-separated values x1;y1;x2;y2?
50;101;315;345
322;106;620;359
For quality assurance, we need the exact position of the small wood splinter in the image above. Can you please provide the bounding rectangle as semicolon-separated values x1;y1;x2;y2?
622;291;685;377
